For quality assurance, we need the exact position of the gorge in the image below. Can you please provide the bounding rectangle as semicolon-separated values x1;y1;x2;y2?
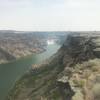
6;32;100;100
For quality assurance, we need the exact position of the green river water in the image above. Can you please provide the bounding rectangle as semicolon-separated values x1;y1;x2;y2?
0;44;60;100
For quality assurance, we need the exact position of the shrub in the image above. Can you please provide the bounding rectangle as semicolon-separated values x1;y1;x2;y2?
92;83;100;100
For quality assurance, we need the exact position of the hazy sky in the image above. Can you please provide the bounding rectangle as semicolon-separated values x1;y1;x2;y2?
0;0;100;31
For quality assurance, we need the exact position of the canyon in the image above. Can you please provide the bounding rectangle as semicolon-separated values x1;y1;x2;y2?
6;32;100;100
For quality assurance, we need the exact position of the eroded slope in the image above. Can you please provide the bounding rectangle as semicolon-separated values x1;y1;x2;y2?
6;33;100;100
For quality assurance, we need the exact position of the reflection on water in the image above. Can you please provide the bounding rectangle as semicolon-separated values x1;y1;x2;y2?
0;43;60;100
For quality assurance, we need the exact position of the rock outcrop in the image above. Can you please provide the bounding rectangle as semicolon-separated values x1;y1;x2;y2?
6;32;100;100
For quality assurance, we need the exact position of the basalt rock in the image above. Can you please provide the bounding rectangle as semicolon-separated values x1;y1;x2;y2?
6;32;100;100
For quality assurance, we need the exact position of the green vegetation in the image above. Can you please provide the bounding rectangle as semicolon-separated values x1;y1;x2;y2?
6;34;100;100
6;60;65;100
92;83;100;100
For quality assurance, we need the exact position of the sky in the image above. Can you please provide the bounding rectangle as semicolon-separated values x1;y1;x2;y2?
0;0;100;31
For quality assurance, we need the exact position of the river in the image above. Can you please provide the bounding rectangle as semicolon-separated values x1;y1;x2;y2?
0;43;60;100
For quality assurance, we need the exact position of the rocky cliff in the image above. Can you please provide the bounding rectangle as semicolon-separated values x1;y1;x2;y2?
6;33;100;100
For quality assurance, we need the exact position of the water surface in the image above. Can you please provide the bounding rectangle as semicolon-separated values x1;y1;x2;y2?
0;44;60;100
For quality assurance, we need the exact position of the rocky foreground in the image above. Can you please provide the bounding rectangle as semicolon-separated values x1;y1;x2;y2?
6;32;100;100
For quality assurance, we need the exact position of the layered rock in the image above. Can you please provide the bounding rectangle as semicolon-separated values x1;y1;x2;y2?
6;32;100;100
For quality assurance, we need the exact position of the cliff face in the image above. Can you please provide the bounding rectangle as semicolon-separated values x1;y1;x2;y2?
6;33;100;100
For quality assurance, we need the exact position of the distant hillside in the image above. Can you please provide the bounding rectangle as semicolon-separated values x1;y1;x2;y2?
0;31;67;64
